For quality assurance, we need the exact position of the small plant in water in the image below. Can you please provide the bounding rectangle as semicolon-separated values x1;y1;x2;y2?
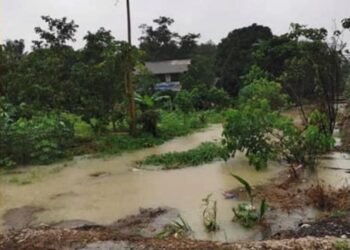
231;174;268;228
202;194;220;232
158;215;192;238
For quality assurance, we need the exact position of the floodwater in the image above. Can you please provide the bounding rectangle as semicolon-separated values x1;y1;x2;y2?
0;124;284;242
0;123;348;242
317;127;350;188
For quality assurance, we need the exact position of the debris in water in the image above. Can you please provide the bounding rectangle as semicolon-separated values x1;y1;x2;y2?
222;191;236;199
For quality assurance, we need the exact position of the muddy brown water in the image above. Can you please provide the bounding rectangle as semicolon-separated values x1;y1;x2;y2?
0;124;349;242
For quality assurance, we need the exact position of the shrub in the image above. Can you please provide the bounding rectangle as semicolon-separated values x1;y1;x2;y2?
222;99;292;170
238;78;289;110
174;90;193;115
191;87;230;110
0;114;74;166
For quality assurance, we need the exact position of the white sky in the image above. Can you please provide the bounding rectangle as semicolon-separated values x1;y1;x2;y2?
1;0;350;50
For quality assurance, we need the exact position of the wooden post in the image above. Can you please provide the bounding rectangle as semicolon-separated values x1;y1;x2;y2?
126;0;136;136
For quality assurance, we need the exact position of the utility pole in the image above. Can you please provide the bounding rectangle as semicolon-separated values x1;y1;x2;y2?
126;0;137;136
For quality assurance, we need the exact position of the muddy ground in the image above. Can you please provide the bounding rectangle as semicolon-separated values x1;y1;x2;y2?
1;227;349;250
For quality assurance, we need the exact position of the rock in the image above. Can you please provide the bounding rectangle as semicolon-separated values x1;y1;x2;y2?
341;234;347;239
300;224;311;228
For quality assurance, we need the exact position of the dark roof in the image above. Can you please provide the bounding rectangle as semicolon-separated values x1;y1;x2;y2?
145;59;191;75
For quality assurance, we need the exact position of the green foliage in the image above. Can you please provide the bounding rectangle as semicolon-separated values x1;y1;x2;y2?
140;142;225;170
139;16;200;61
241;65;271;85
222;99;291;170
87;111;215;157
0;114;74;167
175;87;230;114
294;124;334;168
334;240;350;250
135;64;157;95
231;175;268;228
216;24;273;96
331;210;347;218
174;90;193;114
158;215;192;238
181;55;216;90
135;92;169;136
95;133;165;155
223;71;334;170
202;194;219;232
191;87;231;110
238;78;288;109
33;16;79;49
231;174;253;203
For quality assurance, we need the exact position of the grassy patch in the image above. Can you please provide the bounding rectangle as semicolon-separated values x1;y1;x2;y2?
139;142;225;170
73;111;223;157
95;134;166;155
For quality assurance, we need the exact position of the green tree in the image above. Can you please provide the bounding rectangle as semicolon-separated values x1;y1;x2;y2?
139;16;199;61
216;24;273;96
180;55;216;90
33;15;79;49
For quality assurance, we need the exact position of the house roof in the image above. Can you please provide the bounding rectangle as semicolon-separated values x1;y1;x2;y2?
145;59;191;75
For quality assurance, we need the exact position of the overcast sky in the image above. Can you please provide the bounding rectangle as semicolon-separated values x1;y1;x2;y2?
1;0;350;50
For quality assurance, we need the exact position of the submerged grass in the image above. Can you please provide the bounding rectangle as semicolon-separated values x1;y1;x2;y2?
140;142;226;170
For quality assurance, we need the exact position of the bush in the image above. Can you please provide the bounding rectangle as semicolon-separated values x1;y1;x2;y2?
191;87;230;110
0;114;74;167
238;78;289;110
222;99;291;170
140;142;225;169
175;87;231;113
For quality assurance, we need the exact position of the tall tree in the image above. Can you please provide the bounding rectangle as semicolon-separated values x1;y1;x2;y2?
139;16;199;61
216;24;273;96
33;16;79;49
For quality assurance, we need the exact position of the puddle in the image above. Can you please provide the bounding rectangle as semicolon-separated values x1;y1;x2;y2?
0;125;285;242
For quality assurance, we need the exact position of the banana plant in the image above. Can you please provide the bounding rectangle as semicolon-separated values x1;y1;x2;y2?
134;92;169;136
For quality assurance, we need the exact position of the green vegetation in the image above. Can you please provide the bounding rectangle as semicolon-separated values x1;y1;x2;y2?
140;142;225;170
0;15;231;169
231;175;268;228
202;194;219;232
0;112;74;167
222;76;335;171
334;240;350;250
158;215;193;238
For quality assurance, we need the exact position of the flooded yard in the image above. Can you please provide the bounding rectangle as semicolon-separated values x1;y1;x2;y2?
0;124;349;243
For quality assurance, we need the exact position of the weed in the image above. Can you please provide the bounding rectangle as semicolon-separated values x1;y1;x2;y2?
334;240;350;250
158;215;193;238
331;210;347;218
